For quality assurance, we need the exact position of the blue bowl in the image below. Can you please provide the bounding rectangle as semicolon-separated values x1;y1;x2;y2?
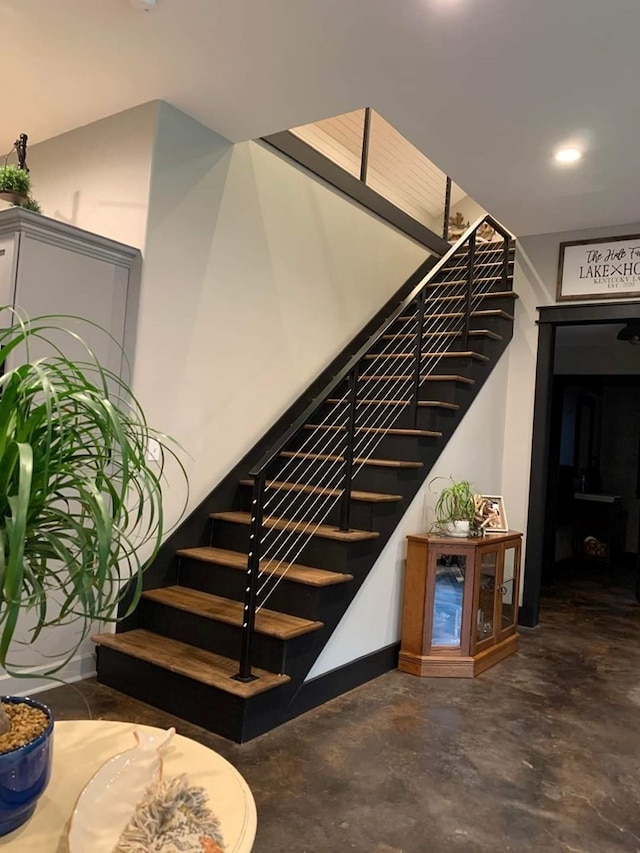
0;697;54;836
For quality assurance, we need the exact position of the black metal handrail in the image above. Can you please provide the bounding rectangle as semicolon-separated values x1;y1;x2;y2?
235;214;514;681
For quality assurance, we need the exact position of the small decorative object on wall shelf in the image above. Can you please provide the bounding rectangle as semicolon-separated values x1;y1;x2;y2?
558;233;640;301
430;477;476;538
447;211;470;241
474;494;508;534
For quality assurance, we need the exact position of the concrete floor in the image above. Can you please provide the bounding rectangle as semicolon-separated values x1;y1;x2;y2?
39;574;640;853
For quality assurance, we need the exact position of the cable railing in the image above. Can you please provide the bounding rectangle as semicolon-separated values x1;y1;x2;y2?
234;215;514;682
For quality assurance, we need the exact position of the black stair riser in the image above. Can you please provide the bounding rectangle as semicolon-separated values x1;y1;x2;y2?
237;481;395;531
284;430;435;464
97;647;249;740
210;518;375;573
179;557;348;620
139;597;317;673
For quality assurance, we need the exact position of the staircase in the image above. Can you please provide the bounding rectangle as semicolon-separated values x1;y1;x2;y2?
95;216;517;742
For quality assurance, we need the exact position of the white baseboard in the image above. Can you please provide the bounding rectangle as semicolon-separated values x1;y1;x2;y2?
0;652;96;698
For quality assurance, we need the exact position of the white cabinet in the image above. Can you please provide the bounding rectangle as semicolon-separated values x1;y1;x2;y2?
0;208;141;381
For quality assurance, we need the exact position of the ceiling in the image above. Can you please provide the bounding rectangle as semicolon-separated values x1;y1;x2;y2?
2;0;639;237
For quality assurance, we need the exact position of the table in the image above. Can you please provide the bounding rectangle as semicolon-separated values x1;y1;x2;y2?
3;719;257;852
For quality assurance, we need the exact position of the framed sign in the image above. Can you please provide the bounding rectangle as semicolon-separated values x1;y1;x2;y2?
557;234;640;301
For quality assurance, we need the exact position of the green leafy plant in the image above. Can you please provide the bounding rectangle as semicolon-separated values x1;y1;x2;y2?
0;165;30;196
430;476;476;530
0;312;187;731
16;196;42;214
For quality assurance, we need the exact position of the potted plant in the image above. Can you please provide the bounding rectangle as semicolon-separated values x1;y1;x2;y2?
0;311;186;835
0;166;42;214
0;165;30;206
430;476;476;538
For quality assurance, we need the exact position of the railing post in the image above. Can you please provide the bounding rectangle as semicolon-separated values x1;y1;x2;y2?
360;108;372;184
410;288;426;429
234;473;266;682
462;231;476;351
339;366;359;532
501;234;511;292
442;176;452;241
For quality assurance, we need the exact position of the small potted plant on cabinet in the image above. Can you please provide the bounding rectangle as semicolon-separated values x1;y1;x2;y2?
430;477;476;538
0;312;186;836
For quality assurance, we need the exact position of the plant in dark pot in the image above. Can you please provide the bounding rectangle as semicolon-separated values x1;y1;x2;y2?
430;476;476;538
0;312;186;836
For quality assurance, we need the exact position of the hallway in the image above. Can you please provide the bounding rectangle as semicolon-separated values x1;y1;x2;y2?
42;577;640;852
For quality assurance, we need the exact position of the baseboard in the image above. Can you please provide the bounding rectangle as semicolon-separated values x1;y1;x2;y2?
0;652;96;698
285;642;400;722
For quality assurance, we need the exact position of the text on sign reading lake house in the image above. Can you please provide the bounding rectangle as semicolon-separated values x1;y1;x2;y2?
557;234;640;301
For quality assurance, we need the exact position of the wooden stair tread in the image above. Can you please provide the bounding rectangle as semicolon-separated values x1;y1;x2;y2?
143;586;324;640
419;400;460;409
211;510;380;542
398;308;514;321
363;351;488;361
280;450;422;468
360;374;475;385
381;329;502;341
326;398;459;410
93;629;290;698
238;478;402;503
304;424;441;438
423;351;489;361
177;546;353;587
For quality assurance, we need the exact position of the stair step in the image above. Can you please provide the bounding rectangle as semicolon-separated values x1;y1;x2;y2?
93;629;290;698
381;329;502;342
304;424;442;438
211;510;380;542
177;546;353;587
399;309;514;322
427;275;508;289
326;398;459;410
280;450;422;468
363;351;488;362
238;478;403;503
143;586;324;640
360;374;475;385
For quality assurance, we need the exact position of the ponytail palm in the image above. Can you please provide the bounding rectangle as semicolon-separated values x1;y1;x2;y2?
0;313;186;687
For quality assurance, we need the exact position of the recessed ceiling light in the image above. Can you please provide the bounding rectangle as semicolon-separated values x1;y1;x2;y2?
555;147;582;164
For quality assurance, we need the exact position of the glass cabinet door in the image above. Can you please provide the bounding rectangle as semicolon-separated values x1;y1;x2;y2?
431;552;466;649
475;548;499;651
499;544;520;640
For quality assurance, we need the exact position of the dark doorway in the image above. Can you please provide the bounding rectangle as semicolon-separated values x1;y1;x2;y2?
521;301;640;627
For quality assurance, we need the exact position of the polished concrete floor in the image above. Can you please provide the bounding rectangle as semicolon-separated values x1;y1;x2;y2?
40;572;640;853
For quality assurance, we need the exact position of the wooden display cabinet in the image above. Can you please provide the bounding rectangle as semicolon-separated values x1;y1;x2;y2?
399;531;522;678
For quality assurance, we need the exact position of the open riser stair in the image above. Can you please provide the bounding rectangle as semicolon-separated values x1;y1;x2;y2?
95;217;517;742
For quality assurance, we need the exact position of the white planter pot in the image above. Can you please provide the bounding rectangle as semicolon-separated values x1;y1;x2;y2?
445;520;470;538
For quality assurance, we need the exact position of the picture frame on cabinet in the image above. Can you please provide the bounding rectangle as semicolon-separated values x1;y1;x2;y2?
476;495;508;534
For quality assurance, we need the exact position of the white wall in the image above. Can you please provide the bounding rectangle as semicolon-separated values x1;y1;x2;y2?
134;103;428;524
308;354;510;678
26;103;157;248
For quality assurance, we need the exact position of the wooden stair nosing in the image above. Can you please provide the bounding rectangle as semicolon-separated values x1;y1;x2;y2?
363;351;489;362
177;545;354;587
304;424;442;438
399;307;515;322
279;449;423;469
381;329;502;341
93;629;290;698
211;510;380;542
359;374;475;385
237;478;403;504
326;398;459;410
142;586;324;641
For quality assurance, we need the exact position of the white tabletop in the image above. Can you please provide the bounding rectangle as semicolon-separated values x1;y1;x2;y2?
3;719;256;852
